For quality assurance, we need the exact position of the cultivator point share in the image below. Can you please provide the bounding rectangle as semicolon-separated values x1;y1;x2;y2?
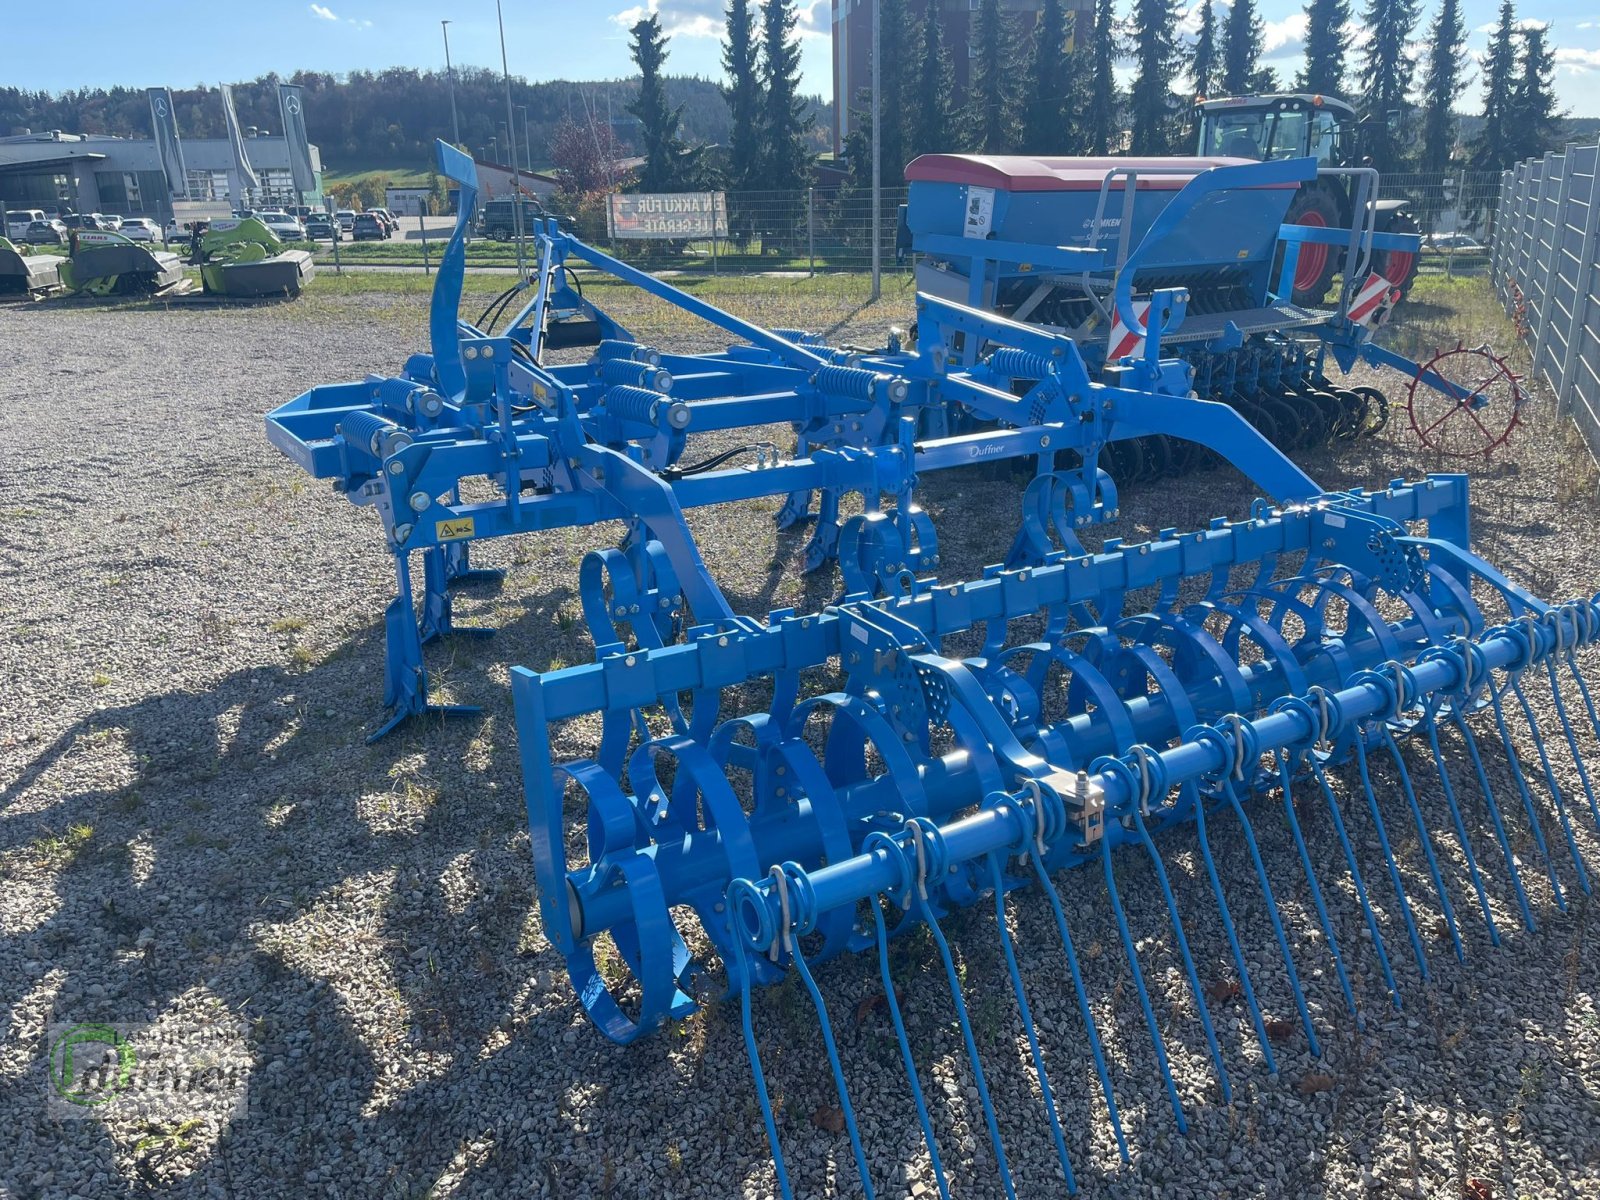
267;141;1596;1195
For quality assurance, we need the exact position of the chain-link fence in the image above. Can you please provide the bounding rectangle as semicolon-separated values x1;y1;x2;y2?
556;187;915;276
546;172;1501;281
1491;142;1600;464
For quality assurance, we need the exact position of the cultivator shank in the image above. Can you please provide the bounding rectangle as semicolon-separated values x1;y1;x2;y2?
269;140;1598;1194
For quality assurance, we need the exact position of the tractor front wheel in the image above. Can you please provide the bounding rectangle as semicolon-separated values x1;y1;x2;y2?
1372;210;1421;303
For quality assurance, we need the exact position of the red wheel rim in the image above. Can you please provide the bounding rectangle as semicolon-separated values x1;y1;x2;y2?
1293;210;1329;293
1380;249;1415;287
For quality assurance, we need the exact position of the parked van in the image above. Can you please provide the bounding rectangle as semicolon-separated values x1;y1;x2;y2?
6;209;45;240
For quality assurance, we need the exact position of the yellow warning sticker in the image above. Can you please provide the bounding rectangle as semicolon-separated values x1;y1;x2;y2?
436;517;476;541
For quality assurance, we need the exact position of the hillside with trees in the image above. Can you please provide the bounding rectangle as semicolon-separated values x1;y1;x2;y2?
0;69;830;172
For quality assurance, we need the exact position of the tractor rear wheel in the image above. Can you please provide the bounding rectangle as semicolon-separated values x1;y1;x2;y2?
1279;183;1343;307
1372;210;1421;303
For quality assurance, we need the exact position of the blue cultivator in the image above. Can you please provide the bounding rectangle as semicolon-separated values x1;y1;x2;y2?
269;142;1599;1193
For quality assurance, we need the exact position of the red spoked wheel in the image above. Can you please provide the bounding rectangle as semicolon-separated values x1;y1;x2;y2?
1406;342;1525;460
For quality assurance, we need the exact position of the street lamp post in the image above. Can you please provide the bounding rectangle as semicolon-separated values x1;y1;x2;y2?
495;0;527;282
441;20;461;146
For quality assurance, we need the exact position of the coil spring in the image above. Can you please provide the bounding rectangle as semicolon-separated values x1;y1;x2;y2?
813;364;908;404
986;348;1055;379
338;410;410;457
606;385;690;430
596;339;661;367
772;328;821;344
601;358;673;393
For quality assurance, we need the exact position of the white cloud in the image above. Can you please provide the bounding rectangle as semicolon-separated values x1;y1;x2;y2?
345;16;372;26
1473;17;1549;33
609;0;826;41
1262;12;1309;59
1555;47;1600;73
309;3;336;19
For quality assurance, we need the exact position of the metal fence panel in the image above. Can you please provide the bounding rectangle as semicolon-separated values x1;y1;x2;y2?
1495;141;1600;464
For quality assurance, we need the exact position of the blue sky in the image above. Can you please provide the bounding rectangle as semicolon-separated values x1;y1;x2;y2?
10;1;1600;117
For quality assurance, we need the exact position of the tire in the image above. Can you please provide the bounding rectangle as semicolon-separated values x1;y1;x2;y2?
1372;210;1421;304
1279;183;1344;306
491;226;511;242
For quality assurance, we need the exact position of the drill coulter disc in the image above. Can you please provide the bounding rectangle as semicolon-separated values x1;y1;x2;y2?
1406;343;1525;459
1350;385;1390;437
1329;389;1370;441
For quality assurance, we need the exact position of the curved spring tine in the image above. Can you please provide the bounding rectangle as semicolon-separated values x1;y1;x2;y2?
1446;711;1538;930
1487;682;1571;910
915;891;1019;1200
1563;647;1600;742
787;943;878;1199
1541;655;1600;831
1353;731;1431;982
1182;779;1278;1070
1128;805;1232;1100
985;854;1078;1194
1217;774;1320;1058
1378;728;1465;962
1100;833;1187;1132
1022;839;1130;1161
732;938;797;1200
1273;755;1359;1021
1507;679;1592;894
869;898;952;1200
1308;754;1402;1006
1419;714;1500;946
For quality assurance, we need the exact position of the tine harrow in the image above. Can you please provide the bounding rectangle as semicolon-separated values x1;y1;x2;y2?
268;141;1599;1194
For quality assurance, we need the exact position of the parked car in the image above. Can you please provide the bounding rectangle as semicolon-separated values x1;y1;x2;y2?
101;214;124;230
6;209;45;239
352;212;386;241
24;219;66;245
62;213;113;231
478;197;554;241
369;207;398;236
303;213;341;241
1425;232;1485;252
334;209;357;232
289;205;314;219
119;217;162;242
166;219;209;243
261;213;307;243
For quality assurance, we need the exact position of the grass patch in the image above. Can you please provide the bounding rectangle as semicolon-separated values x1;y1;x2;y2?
31;823;95;868
269;615;310;634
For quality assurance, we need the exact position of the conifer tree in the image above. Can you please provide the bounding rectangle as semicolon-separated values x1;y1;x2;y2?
1355;0;1419;172
627;15;702;191
1508;25;1563;163
909;0;956;156
721;0;763;194
1417;0;1465;173
1084;0;1123;153
759;0;815;193
966;0;1020;152
1220;0;1263;96
1129;0;1182;153
1191;0;1219;100
1021;0;1073;153
1468;0;1517;171
1298;0;1350;96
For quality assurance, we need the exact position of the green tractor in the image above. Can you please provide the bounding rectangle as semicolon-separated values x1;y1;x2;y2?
1195;93;1420;306
195;217;314;298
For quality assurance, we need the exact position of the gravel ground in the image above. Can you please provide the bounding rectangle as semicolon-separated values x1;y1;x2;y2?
1;277;1599;1200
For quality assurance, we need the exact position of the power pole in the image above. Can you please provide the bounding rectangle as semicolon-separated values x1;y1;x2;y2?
870;0;881;301
496;0;527;282
441;20;461;146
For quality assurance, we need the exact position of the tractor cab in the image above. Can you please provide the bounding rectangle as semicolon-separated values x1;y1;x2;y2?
1195;94;1353;165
